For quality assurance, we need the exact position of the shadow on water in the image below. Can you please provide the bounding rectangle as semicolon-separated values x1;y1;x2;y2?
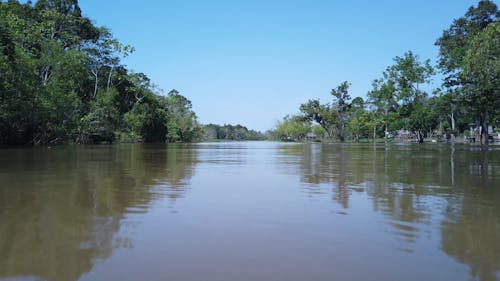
276;142;500;281
0;144;198;281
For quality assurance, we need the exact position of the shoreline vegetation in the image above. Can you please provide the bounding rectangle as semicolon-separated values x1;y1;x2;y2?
1;1;207;145
271;1;499;145
1;1;499;146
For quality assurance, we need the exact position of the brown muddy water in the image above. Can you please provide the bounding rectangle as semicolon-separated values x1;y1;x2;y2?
0;142;499;281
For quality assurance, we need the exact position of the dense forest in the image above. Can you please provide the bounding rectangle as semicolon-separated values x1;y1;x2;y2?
202;124;266;141
0;0;235;145
271;0;499;145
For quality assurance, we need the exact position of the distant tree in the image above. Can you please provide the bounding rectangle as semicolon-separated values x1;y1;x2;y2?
300;99;338;139
370;51;434;142
273;115;312;141
202;124;265;141
368;78;398;137
331;81;352;142
164;90;201;142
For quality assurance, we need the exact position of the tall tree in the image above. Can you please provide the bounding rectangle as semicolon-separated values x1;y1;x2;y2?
436;0;499;144
461;22;500;144
382;51;434;141
385;51;434;105
435;0;499;86
368;78;398;137
331;81;352;142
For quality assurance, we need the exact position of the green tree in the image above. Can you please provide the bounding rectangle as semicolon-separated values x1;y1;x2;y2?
436;0;499;144
331;81;352;142
273;115;311;141
461;22;499;144
121;74;167;143
368;78;398;137
300;99;338;139
0;8;41;144
435;0;499;86
78;89;120;143
201;124;265;141
346;97;383;142
386;51;434;105
164;90;200;142
371;51;434;141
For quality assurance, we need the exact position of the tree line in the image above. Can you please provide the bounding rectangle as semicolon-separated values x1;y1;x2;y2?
271;1;499;145
203;124;266;141
0;0;205;144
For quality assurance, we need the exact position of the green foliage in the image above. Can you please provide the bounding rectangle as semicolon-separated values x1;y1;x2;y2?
275;2;498;143
0;1;198;145
299;81;353;142
272;116;312;141
1;0;498;145
462;22;500;115
436;0;499;84
164;90;201;143
368;51;435;137
311;125;326;140
407;99;438;134
78;89;120;143
435;1;499;144
331;81;352;141
386;51;434;105
346;99;383;141
202;124;265;141
300;99;339;139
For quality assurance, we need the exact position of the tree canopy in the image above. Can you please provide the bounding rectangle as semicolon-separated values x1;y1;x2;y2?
0;0;201;144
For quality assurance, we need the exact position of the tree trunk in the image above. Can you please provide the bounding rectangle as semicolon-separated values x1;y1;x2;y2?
41;65;51;86
384;107;388;141
106;65;114;91
480;111;489;145
417;130;424;143
339;122;345;142
450;111;455;131
92;69;99;98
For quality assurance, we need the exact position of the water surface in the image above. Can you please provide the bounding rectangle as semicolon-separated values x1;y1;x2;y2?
0;142;499;281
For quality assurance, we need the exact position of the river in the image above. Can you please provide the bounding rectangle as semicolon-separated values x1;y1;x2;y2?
0;142;499;281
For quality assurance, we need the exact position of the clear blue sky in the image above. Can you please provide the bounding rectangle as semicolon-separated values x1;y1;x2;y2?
79;0;482;132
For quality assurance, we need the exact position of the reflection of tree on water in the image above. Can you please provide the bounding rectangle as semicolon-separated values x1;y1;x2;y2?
128;144;198;203
276;143;350;207
0;144;198;281
276;143;500;278
441;147;500;281
278;143;435;247
441;191;500;281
